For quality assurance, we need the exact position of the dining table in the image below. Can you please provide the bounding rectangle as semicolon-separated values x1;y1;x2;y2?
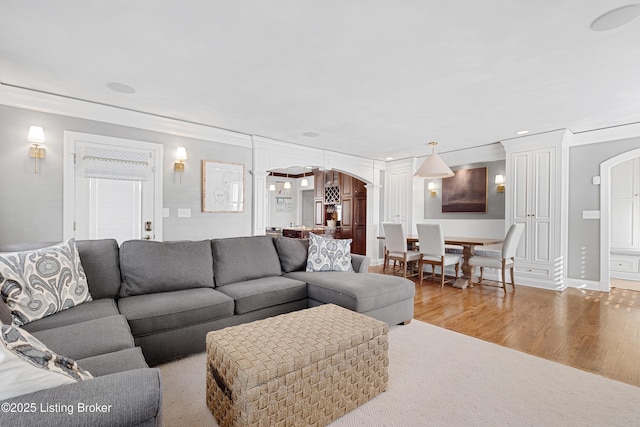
379;235;504;289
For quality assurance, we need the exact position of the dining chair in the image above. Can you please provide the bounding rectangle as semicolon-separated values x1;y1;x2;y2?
468;223;525;291
416;223;461;287
382;223;421;278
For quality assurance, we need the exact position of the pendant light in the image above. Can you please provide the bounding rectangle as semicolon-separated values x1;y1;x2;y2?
284;169;292;189
414;142;454;178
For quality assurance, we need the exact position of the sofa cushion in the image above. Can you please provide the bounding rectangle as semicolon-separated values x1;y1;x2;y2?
30;315;135;361
0;324;92;400
306;233;354;272
274;237;309;272
119;240;215;297
75;239;122;299
215;276;308;314
285;271;415;313
77;347;148;377
211;236;282;286
0;239;92;326
22;298;120;333
117;288;234;337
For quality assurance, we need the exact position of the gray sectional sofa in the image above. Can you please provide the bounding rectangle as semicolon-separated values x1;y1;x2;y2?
0;235;415;427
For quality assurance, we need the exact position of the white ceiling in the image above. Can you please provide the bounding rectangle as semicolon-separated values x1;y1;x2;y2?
1;1;639;161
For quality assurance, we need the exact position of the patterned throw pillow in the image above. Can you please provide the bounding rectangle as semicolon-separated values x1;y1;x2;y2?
306;232;354;272
0;324;92;400
0;239;92;326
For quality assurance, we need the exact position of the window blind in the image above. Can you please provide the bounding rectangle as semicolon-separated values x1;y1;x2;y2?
83;146;151;181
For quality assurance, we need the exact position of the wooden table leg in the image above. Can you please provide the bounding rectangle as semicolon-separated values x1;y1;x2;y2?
451;244;475;289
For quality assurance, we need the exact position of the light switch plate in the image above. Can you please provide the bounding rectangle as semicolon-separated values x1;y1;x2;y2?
177;208;191;218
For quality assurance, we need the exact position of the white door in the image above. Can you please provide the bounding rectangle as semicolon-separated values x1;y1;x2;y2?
63;132;163;244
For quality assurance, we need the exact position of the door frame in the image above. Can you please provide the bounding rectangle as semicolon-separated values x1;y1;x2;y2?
600;147;640;291
63;131;164;241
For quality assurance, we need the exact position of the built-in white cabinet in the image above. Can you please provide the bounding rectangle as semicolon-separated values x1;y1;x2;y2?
503;132;567;289
610;157;640;279
384;160;413;230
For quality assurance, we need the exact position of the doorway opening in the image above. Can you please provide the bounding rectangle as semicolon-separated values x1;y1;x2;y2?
600;147;640;292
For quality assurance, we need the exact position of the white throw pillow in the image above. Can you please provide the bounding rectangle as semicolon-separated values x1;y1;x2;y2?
0;239;92;326
0;324;92;400
306;232;354;272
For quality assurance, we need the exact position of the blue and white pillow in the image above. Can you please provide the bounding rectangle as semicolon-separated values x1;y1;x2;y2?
306;233;354;272
0;239;92;326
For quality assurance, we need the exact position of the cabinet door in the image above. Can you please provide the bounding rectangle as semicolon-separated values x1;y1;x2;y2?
352;196;367;255
353;178;366;196
341;198;352;227
341;174;352;197
511;152;530;261
611;158;639;249
314;200;324;226
386;169;409;227
314;172;324;199
531;148;554;264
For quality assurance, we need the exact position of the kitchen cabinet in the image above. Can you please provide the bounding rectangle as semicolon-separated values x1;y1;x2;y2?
312;171;367;255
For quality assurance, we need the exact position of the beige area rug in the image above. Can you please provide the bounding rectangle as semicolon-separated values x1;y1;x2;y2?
159;320;640;426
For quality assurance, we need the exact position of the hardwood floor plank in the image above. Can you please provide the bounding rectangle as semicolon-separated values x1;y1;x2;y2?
371;265;640;387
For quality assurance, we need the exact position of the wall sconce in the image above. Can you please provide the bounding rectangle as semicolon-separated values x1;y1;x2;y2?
300;177;309;187
28;126;46;174
495;174;505;193
428;182;437;197
174;147;187;183
268;184;276;191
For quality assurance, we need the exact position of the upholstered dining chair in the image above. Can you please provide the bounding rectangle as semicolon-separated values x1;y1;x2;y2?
468;223;526;291
382;223;421;278
416;223;461;287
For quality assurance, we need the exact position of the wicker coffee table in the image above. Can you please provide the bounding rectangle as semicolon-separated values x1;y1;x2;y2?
206;304;389;427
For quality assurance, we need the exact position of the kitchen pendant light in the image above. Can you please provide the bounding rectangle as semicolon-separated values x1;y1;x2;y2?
284;169;292;189
414;142;454;178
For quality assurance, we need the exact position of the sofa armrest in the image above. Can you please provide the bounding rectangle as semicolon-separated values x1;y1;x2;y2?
0;368;162;427
351;254;371;273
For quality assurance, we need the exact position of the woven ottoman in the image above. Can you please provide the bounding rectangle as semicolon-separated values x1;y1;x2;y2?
206;304;389;427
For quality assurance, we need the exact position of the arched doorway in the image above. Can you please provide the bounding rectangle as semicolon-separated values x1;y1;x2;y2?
600;148;640;291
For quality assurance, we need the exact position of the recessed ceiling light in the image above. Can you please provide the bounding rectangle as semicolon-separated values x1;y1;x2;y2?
516;130;529;135
590;4;640;31
302;132;320;137
106;82;136;94
385;156;394;161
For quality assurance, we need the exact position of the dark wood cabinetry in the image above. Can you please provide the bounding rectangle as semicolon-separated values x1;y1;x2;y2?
313;171;367;255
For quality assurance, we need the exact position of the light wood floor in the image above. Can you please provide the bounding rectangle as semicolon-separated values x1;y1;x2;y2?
370;265;640;388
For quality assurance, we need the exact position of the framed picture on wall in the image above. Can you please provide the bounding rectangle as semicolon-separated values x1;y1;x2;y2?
276;197;285;204
275;182;293;198
442;167;488;213
202;160;244;212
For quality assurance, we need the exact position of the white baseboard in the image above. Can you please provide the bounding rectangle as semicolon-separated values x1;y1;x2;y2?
565;278;607;292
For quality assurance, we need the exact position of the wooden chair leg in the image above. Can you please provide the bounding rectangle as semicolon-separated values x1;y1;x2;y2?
383;250;388;273
479;266;484;283
440;263;445;288
501;262;507;292
510;265;516;289
419;262;424;285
